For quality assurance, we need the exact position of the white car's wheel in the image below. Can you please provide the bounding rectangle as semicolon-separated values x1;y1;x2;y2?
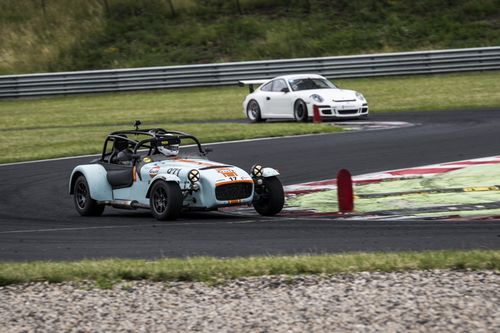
294;100;309;122
247;100;265;122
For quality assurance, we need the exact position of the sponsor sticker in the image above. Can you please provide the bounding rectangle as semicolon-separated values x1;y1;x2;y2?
217;169;238;178
149;165;160;178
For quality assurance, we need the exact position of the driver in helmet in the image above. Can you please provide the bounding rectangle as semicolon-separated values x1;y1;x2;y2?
157;138;180;157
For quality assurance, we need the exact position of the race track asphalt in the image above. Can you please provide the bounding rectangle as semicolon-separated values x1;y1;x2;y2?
1;109;500;261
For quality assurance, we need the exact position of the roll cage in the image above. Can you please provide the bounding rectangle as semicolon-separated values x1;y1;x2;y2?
100;128;209;162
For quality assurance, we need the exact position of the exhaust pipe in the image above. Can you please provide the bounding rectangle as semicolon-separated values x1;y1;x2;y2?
97;200;150;210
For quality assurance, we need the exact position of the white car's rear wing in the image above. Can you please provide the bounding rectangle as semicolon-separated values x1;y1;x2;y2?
238;79;269;93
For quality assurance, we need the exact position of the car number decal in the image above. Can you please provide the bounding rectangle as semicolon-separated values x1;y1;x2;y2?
166;168;181;176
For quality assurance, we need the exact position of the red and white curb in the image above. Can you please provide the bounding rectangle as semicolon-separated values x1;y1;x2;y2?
227;156;500;219
331;121;414;132
284;155;500;196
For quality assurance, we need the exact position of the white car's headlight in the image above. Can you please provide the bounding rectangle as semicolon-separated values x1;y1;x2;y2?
310;94;324;103
355;92;366;102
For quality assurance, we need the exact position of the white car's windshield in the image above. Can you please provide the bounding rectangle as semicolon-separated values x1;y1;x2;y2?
288;78;336;91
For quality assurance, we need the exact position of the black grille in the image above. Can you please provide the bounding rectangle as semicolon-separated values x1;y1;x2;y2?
216;182;253;201
338;109;359;115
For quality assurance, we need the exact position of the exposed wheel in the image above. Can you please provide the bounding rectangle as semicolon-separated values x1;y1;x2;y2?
73;175;105;216
253;176;285;216
150;181;183;221
294;100;309;122
246;100;265;122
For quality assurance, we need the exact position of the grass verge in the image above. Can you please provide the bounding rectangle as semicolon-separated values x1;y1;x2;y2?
0;250;498;286
0;71;499;164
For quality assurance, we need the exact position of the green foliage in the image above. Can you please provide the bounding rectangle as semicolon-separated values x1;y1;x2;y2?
0;0;499;74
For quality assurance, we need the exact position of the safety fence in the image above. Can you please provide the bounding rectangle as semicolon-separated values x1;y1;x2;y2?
1;46;499;98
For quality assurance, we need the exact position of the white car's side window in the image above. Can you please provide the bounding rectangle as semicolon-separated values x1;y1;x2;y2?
271;79;287;92
261;82;273;92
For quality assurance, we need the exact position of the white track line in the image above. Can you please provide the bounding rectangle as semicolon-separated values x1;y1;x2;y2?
1;121;416;167
0;219;265;234
0;133;331;167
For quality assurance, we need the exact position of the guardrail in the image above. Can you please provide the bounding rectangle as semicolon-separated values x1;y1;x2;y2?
1;46;499;98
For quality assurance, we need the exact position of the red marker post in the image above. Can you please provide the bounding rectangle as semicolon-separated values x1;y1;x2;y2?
337;168;354;213
313;104;321;123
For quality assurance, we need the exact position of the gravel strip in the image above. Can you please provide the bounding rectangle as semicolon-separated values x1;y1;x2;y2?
0;270;498;333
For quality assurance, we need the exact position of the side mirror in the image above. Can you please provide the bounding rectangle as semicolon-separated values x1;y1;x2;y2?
281;87;290;93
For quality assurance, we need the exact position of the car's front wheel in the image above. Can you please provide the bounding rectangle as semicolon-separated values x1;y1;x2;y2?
253;176;285;216
73;175;105;216
294;100;309;122
247;100;265;122
150;181;183;221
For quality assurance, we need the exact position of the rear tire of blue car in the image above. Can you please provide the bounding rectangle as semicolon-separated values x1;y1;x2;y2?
74;175;105;216
253;176;284;216
150;181;183;221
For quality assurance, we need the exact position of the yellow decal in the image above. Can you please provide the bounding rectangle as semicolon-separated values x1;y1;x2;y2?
464;186;499;192
143;157;151;163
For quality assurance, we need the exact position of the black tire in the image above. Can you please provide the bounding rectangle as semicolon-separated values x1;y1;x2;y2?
73;175;105;216
253;176;285;216
149;181;183;221
246;100;265;122
294;100;309;122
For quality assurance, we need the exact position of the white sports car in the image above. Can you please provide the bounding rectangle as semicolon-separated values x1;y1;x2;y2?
240;74;368;122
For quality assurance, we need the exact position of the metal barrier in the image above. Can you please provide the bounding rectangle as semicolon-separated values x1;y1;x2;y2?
1;46;499;98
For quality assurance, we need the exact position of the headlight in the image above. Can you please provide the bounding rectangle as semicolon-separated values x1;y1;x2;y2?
251;164;263;177
310;94;324;103
355;92;365;101
188;169;200;183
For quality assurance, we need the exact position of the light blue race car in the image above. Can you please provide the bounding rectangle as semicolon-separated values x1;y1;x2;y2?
69;123;284;220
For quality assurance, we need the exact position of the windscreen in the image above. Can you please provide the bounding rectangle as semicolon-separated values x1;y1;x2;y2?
288;78;336;91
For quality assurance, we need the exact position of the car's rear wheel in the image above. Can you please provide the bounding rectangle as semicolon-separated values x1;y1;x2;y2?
150;181;183;221
294;100;309;122
247;100;265;122
73;175;105;216
253;176;285;216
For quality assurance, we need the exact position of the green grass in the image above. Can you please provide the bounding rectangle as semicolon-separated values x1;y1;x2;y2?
1;0;499;74
1;71;499;164
0;123;340;163
342;71;500;112
0;250;498;286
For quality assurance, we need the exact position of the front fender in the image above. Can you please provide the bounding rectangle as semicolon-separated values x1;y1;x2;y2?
145;174;181;198
69;164;112;200
262;167;280;178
